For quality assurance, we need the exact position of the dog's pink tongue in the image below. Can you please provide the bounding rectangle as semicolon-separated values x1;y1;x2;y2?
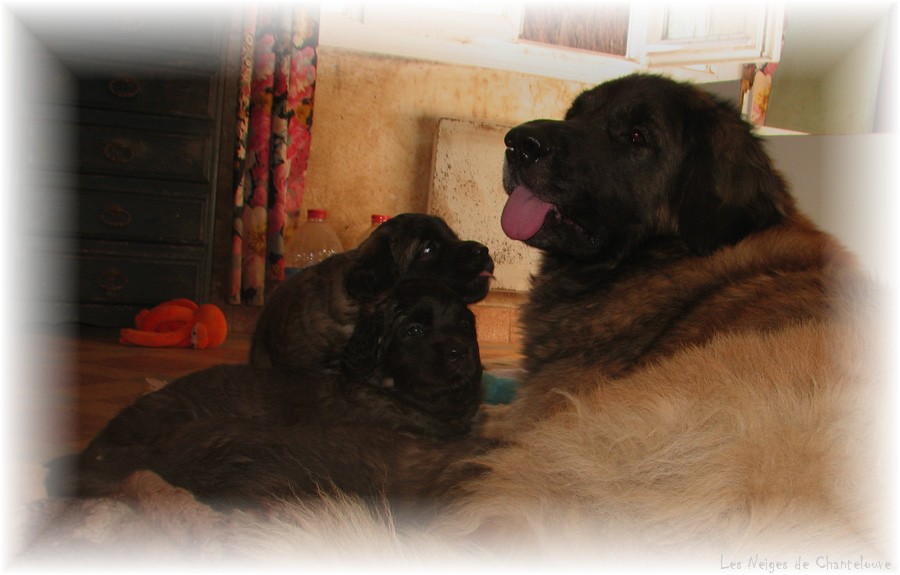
501;185;554;241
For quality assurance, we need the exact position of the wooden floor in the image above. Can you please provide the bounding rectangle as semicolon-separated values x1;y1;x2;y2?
18;327;522;467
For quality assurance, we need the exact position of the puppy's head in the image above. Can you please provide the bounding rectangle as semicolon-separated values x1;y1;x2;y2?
501;73;794;266
345;214;494;303
341;278;483;427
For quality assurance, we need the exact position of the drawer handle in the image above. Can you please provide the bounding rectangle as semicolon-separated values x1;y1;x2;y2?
99;204;132;228
108;77;141;99
103;141;135;164
97;268;128;294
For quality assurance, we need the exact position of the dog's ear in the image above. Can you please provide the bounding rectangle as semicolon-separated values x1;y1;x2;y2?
674;103;793;255
339;298;395;386
344;232;400;300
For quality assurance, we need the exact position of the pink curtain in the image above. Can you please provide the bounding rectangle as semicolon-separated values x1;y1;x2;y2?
740;62;778;126
230;4;319;306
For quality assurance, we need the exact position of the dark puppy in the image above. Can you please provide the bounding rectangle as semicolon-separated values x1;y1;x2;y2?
250;213;494;374
149;418;487;513
46;279;485;508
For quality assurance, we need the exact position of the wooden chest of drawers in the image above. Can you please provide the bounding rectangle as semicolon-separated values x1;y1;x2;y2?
25;9;233;327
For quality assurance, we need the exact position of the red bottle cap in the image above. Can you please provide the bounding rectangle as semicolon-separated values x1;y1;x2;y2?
307;209;327;220
371;214;390;224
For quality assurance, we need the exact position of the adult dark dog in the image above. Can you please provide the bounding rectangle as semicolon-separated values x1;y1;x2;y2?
497;73;867;405
46;278;486;510
250;213;494;374
432;74;891;561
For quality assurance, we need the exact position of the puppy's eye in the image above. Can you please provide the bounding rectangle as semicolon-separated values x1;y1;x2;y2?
421;241;440;256
405;323;426;337
629;129;646;145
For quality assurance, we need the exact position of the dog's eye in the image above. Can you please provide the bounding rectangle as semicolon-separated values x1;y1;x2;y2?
629;129;646;145
405;323;426;337
421;241;440;256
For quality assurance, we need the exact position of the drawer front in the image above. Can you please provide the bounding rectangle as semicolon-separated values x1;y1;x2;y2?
76;253;204;305
77;190;208;245
76;68;218;120
79;124;212;182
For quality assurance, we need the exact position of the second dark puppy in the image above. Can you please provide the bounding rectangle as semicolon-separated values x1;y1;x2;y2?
46;279;486;508
250;213;494;374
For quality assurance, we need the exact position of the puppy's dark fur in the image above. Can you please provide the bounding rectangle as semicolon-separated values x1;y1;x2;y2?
250;213;494;374
46;279;486;509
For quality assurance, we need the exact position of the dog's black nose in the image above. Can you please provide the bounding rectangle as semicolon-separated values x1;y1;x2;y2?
463;241;489;259
505;122;551;168
446;346;470;362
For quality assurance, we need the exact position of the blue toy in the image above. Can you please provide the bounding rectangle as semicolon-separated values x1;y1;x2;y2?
482;371;519;404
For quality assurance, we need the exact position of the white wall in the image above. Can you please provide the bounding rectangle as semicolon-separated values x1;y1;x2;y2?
767;10;891;134
766;134;900;287
819;16;889;134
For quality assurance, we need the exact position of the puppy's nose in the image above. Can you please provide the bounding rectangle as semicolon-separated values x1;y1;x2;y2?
446;346;470;362
505;122;552;168
462;241;489;259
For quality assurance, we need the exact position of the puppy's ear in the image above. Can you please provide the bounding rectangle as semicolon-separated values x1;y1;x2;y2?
674;103;793;254
340;299;394;385
344;232;400;300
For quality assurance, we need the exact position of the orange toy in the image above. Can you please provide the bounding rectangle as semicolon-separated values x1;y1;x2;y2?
119;299;228;349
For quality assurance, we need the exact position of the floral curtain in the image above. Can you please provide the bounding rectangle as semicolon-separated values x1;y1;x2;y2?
740;62;778;126
230;3;319;306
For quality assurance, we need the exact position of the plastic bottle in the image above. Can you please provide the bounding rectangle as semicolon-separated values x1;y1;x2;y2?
284;209;343;278
355;214;390;247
